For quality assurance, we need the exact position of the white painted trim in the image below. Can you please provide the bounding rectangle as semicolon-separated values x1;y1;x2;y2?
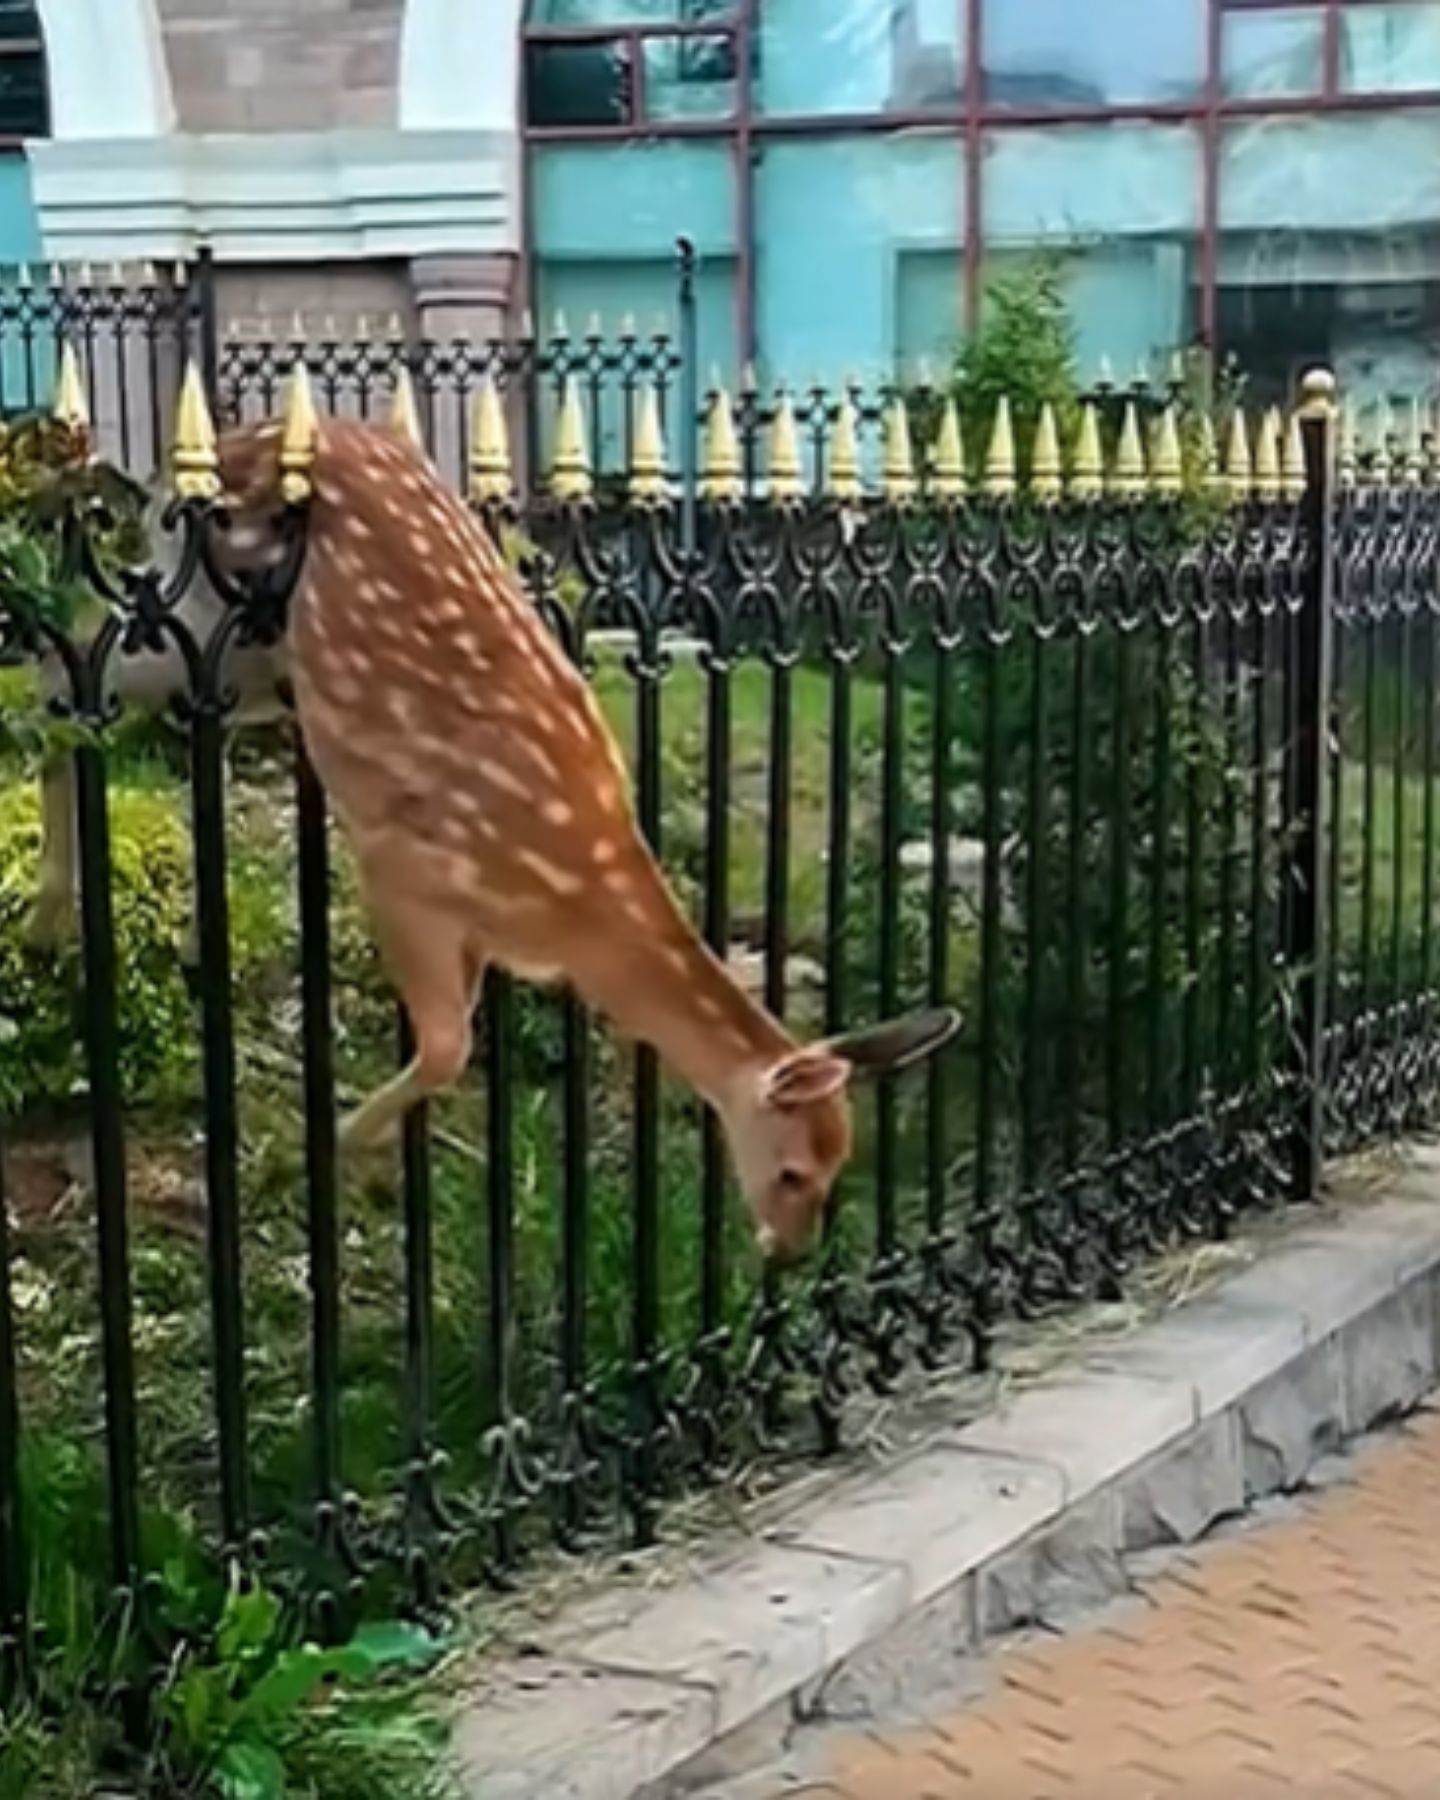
34;0;174;139
400;0;524;133
30;129;520;264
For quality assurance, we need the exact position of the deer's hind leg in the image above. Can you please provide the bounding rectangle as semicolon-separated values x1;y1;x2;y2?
338;891;486;1156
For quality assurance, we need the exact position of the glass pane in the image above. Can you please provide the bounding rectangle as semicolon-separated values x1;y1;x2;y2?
757;0;964;117
981;0;1205;106
642;33;737;118
0;6;39;44
1341;3;1440;94
1222;8;1325;99
526;40;632;126
0;53;44;134
1218;114;1440;408
755;134;963;390
530;0;734;23
984;124;1202;375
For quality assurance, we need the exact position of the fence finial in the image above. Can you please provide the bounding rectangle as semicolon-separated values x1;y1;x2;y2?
629;380;669;506
1404;398;1426;488
1030;402;1063;505
1254;408;1282;504
883;394;917;505
701;385;743;504
1198;411;1225;497
1069;401;1103;503
53;342;88;431
984;396;1016;501
1281;409;1307;503
550;378;592;505
469;373;513;506
1151;404;1183;500
927;396;966;503
279;364;318;507
828;392;863;503
389;367;424;452
1109;400;1146;501
1369;398;1393;486
769;391;805;504
1224;409;1252;502
172;360;220;502
1337;402;1358;491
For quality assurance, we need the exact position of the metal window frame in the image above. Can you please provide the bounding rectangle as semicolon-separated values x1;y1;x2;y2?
520;0;1440;369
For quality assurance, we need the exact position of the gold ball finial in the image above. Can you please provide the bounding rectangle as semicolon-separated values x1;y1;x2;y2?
1299;368;1337;418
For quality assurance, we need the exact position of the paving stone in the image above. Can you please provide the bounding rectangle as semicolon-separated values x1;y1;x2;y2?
450;1656;714;1800
778;1446;1064;1609
952;1370;1196;1504
578;1541;908;1745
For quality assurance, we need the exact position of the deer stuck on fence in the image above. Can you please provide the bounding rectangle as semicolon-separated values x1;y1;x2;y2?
189;367;957;1265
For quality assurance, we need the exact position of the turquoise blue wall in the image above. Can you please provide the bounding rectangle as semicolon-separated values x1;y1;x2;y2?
528;4;1440;401
0;152;49;413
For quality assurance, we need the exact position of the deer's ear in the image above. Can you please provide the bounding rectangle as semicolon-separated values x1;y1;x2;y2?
823;1006;961;1078
760;1049;853;1110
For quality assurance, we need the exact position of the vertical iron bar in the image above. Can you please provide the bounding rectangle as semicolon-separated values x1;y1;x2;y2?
0;1134;26;1684
630;658;663;1540
1247;606;1270;1087
75;738;141;1594
485;969;517;1564
1182;612;1209;1111
824;660;852;1036
295;739;342;1512
195;243;221;411
1284;398;1336;1201
975;621;1004;1231
1106;631;1134;1151
1021;629;1049;1185
190;706;250;1549
676;238;699;554
927;637;955;1236
875;638;904;1264
1424;606;1438;1004
1062;632;1091;1168
1147;629;1174;1130
398;1008;436;1559
700;654;731;1346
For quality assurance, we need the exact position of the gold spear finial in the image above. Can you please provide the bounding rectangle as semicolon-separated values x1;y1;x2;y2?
279;363;318;506
629;379;670;506
1253;407;1282;504
550;378;592;504
1030;402;1063;505
389;367;424;452
983;396;1017;501
468;373;513;506
701;383;743;504
53;341;88;432
1151;404;1183;501
769;390;805;504
1109;400;1146;502
1281;410;1307;504
883;394;917;505
1069;401;1103;503
1224;408;1252;503
827;391;863;503
172;360;220;502
929;396;966;503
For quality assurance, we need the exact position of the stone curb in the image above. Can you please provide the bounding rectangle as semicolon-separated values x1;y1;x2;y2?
452;1151;1440;1800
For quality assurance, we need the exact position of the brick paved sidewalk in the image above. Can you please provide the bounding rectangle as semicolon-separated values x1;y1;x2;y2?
801;1406;1440;1799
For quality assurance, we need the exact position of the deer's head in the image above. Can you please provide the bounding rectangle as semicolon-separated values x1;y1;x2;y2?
721;1007;961;1264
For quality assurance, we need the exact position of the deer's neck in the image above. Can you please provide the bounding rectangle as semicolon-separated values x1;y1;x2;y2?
566;852;792;1107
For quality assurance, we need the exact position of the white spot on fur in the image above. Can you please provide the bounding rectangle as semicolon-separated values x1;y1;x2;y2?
515;847;582;897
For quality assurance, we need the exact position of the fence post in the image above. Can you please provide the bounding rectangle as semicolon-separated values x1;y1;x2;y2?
0;1132;25;1688
1284;368;1337;1202
194;242;220;413
675;235;699;555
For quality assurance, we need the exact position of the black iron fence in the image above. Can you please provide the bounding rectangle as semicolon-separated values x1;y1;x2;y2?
0;363;1432;1704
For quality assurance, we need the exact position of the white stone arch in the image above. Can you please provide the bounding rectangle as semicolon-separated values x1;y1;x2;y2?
34;0;174;140
400;0;524;133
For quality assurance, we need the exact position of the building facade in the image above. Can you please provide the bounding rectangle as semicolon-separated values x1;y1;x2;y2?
522;0;1440;412
0;1;1434;424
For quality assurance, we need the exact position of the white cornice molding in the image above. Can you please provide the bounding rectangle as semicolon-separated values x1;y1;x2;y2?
29;129;519;263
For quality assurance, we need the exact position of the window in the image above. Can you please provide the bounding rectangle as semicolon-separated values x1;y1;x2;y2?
531;143;739;463
1218;113;1440;406
754;134;964;390
757;0;964;117
0;0;44;137
1340;3;1440;94
981;0;1205;108
1222;8;1325;99
530;1;734;22
984;124;1202;375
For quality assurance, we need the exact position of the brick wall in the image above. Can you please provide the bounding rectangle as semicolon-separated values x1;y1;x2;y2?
155;0;406;134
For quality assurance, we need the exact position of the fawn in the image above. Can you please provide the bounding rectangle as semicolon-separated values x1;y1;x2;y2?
215;414;958;1263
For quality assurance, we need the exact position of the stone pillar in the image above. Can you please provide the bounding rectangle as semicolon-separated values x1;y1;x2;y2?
410;251;520;492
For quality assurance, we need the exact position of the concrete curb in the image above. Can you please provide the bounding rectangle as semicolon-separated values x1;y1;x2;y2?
453;1151;1440;1800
